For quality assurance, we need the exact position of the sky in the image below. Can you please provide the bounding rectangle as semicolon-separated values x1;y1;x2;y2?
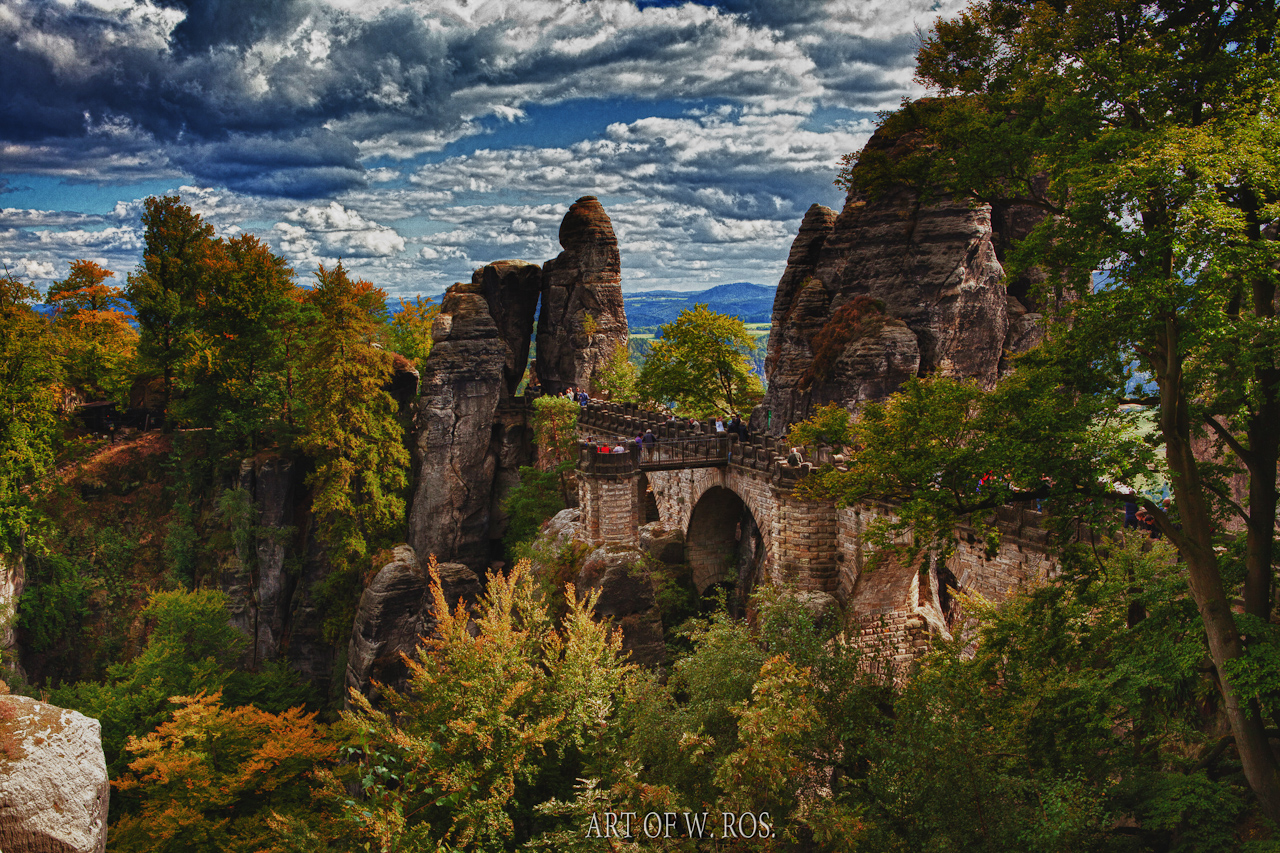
0;0;963;298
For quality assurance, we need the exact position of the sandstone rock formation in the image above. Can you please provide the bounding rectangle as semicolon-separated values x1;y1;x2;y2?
408;265;539;569
346;545;482;706
754;124;1046;435
0;695;108;853
577;545;666;668
537;196;629;396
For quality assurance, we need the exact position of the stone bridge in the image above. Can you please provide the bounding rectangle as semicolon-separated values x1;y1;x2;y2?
575;402;1066;668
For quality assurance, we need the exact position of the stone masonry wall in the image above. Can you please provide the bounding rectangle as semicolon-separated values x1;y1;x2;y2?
578;472;641;547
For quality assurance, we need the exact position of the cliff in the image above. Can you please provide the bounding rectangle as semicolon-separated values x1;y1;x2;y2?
754;125;1045;435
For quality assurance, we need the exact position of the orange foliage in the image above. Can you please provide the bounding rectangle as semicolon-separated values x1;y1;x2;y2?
110;691;335;853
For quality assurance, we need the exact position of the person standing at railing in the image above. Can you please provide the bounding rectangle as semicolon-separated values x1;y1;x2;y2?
642;429;656;460
714;416;726;433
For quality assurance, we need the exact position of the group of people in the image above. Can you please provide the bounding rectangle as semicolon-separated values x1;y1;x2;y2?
562;386;590;407
662;411;750;440
1124;496;1175;539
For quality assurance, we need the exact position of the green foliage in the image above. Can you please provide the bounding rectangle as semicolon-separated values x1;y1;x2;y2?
330;558;633;851
530;394;579;468
51;588;310;779
176;234;307;452
501;463;571;556
17;553;89;655
637;304;763;418
386;295;439;369
594;343;638;403
0;272;62;553
787;402;853;449
839;0;1280;817
126;196;217;423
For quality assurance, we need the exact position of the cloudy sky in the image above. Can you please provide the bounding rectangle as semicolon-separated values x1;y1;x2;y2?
0;0;960;298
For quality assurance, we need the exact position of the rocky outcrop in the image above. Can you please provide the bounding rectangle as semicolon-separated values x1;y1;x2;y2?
577;545;666;668
345;545;481;707
221;455;298;669
754;125;1046;435
0;695;108;853
0;553;23;679
537;197;629;396
408;279;513;569
474;261;542;400
407;260;542;569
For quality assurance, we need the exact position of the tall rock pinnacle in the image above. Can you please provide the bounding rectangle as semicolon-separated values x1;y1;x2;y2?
536;196;629;396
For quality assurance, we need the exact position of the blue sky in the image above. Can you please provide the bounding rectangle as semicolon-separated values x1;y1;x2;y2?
0;0;962;298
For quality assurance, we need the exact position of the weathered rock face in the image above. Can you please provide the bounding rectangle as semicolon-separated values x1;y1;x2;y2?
0;553;23;678
222;455;298;670
754;125;1045;435
537;196;629;396
473;261;542;400
408;264;540;569
408;280;510;569
0;695;108;853
345;545;482;707
577;545;666;668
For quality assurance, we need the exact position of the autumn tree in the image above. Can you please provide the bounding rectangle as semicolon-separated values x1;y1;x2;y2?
836;0;1280;819
385;295;438;369
296;263;408;638
178;235;306;451
330;558;631;851
126;197;217;425
637;305;762;418
46;260;136;404
111;691;335;853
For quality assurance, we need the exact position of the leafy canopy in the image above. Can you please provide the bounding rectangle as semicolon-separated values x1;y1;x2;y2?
637;304;762;418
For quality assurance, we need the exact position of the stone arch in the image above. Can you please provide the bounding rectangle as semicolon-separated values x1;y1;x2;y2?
637;472;661;524
686;486;767;607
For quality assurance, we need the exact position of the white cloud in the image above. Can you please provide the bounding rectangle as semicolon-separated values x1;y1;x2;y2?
275;201;406;259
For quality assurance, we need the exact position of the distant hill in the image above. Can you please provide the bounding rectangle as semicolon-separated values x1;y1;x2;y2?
623;282;775;330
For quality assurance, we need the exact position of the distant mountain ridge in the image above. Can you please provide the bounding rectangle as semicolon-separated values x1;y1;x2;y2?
623;282;775;329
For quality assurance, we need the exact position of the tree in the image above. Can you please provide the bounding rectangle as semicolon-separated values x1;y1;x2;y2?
46;260;136;404
0;272;62;553
111;691;335;853
837;0;1280;819
330;558;632;851
296;263;408;639
385;296;438;369
594;344;637;403
637;305;763;418
126;197;217;426
178;234;304;451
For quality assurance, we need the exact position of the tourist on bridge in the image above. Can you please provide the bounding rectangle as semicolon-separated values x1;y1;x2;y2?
714;416;726;433
642;429;656;459
611;443;627;454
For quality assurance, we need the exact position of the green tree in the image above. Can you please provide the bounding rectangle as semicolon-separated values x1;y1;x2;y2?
637;305;762;418
296;263;408;639
51;588;311;778
594;343;637;403
786;403;853;450
0;272;62;553
385;296;438;369
126;196;217;426
838;0;1280;818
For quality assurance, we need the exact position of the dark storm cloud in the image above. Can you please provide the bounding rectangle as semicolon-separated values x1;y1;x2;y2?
178;129;368;197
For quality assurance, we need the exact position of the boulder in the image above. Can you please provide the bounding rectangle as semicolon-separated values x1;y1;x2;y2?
638;522;684;565
577;545;666;667
536;197;629;396
346;546;482;707
754;121;1046;435
0;695;108;853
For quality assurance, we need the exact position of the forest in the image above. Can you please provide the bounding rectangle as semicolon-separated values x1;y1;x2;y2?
5;0;1280;850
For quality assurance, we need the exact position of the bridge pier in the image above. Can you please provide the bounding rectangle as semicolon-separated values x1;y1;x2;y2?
577;444;641;547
